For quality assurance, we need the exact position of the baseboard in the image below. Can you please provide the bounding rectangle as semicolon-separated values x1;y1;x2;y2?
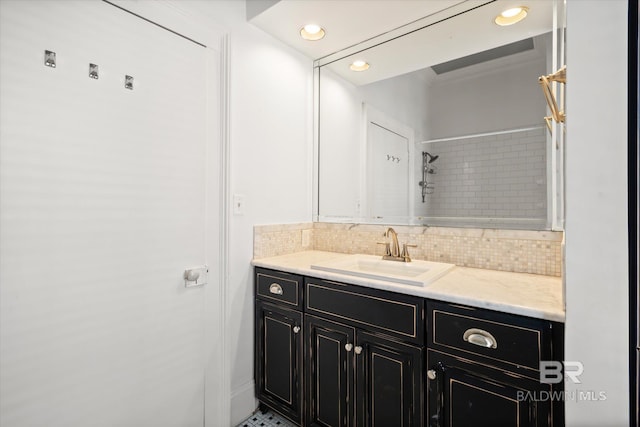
230;380;258;426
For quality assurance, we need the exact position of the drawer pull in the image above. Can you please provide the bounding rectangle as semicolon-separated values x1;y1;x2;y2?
269;283;283;295
345;343;353;352
293;326;300;334
463;328;497;349
354;346;363;355
427;369;437;380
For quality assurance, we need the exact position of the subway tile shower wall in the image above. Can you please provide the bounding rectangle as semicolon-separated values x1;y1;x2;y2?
419;127;547;228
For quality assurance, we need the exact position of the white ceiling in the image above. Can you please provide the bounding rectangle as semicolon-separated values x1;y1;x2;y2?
249;0;555;85
249;0;470;60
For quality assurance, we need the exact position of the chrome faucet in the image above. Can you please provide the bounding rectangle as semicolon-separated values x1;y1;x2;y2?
378;227;417;262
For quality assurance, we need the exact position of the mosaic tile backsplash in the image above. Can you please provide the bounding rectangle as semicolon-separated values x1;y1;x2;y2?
253;223;314;260
254;222;563;276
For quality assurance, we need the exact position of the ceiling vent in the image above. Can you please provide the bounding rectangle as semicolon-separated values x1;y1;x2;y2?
431;37;535;75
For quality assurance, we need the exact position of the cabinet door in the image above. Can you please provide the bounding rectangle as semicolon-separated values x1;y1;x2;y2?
255;301;303;425
427;349;551;427
305;315;355;427
355;331;424;427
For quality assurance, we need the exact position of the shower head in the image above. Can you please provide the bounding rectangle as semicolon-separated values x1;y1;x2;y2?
423;151;439;164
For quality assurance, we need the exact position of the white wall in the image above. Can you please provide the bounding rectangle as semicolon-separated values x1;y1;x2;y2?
427;55;547;139
227;13;314;426
360;69;431;142
564;0;629;425
318;68;363;219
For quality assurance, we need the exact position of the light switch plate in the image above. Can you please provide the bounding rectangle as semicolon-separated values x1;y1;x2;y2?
233;194;245;215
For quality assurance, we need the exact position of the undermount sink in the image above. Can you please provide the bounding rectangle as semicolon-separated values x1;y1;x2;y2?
310;254;455;287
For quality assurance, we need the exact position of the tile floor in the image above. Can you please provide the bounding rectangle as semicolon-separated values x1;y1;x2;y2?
237;408;296;427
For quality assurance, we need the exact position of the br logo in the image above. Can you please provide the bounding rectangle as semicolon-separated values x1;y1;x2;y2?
539;361;584;384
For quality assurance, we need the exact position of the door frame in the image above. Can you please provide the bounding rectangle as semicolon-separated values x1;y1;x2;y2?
628;0;639;425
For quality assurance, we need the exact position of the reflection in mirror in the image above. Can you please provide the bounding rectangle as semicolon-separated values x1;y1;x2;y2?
315;0;564;230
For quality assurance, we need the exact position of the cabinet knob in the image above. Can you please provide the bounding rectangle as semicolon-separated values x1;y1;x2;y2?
345;343;353;352
354;346;363;355
293;326;300;334
427;369;437;380
269;283;283;295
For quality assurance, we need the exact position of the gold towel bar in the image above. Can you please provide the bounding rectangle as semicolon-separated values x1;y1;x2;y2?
539;66;566;131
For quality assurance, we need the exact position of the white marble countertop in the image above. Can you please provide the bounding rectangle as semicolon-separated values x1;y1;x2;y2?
251;251;565;322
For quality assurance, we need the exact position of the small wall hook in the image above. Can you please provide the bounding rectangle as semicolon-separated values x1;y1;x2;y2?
89;63;99;79
124;75;133;90
44;50;56;68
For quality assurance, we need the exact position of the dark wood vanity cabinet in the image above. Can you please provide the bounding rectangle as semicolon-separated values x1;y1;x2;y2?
304;278;425;427
254;268;564;427
426;301;564;427
305;315;354;427
354;330;423;427
255;269;305;425
426;349;547;427
305;316;423;427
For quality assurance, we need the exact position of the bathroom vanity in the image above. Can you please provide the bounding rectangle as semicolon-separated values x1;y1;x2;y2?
253;251;564;427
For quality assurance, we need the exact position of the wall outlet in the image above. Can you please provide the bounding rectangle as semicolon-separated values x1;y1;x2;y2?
301;229;311;248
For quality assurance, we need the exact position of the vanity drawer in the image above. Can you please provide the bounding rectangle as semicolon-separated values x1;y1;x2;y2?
428;301;552;372
256;268;303;308
305;278;424;345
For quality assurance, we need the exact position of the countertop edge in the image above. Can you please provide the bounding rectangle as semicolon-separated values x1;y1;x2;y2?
252;251;565;323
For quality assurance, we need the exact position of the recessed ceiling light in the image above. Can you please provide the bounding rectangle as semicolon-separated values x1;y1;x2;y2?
494;6;529;26
300;24;325;41
350;60;370;71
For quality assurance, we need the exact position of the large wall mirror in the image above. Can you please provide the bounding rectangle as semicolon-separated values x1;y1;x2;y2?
313;0;566;230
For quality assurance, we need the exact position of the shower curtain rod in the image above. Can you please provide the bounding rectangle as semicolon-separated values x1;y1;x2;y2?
421;125;545;144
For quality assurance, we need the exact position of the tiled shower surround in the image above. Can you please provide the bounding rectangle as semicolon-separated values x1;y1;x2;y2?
254;222;563;277
418;126;547;229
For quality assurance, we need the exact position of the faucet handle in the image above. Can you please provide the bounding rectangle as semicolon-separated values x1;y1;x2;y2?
401;243;418;262
377;242;391;256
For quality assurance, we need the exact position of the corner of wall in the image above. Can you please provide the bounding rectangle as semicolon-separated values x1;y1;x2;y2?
230;381;258;426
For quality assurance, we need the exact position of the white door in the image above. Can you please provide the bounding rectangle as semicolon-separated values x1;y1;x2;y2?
0;2;218;426
368;123;410;219
364;106;414;221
